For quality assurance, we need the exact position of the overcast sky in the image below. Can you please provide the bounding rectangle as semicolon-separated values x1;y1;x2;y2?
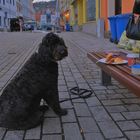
33;0;54;3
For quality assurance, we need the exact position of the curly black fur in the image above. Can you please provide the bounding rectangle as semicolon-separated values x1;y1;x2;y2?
0;33;68;130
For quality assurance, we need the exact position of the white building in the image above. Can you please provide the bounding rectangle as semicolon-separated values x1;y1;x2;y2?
0;0;17;30
21;0;35;21
0;0;35;31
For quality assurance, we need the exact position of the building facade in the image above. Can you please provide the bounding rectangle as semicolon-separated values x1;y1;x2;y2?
21;0;35;21
0;0;35;30
59;0;135;37
0;0;17;30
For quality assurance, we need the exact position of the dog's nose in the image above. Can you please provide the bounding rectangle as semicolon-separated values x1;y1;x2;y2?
62;49;68;57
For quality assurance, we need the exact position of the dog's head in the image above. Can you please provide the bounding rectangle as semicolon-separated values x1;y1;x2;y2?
38;33;68;62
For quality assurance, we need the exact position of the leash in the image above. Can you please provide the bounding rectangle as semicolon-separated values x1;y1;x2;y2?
59;87;93;103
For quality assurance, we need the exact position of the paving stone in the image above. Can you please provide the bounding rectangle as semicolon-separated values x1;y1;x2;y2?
122;98;140;104
125;131;140;140
58;85;68;92
135;120;140;127
107;85;119;90
84;132;105;140
65;76;75;82
117;121;139;131
76;78;87;83
0;127;6;140
60;100;73;109
59;91;70;99
24;125;41;139
43;118;61;134
72;98;85;103
115;89;130;94
58;79;66;85
106;94;125;99
85;96;101;107
106;89;116;94
66;81;77;88
110;113;125;121
77;83;90;89
94;90;107;95
74;103;91;116
44;108;58;117
0;81;6;88
42;134;62;140
123;93;137;98
122;111;140;120
91;85;107;90
110;138;127;140
98;121;123;139
105;105;127;113
62;109;77;123
96;94;107;100
102;99;123;106
90;106;112;122
4;131;24;140
78;117;100;133
125;104;140;111
63;123;83;140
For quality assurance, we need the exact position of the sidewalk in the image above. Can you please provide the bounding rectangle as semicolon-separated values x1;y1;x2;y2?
0;31;140;140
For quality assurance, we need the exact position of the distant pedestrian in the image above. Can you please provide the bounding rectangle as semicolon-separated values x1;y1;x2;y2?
19;17;24;32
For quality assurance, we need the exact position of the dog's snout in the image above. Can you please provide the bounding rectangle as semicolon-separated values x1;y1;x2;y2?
54;45;68;61
60;49;68;57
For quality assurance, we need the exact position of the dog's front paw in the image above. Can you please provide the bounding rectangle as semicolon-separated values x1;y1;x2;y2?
39;105;49;112
55;108;68;116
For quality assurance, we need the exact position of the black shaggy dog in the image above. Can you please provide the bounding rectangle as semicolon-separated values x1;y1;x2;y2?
0;33;68;130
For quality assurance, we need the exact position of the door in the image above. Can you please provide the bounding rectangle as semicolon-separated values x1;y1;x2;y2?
115;0;122;15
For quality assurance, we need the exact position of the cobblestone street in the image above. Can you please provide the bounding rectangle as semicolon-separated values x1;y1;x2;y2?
0;31;140;140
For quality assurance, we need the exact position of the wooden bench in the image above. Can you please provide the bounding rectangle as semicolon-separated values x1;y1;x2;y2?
87;51;140;97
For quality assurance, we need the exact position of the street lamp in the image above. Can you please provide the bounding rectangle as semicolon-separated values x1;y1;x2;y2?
55;0;60;30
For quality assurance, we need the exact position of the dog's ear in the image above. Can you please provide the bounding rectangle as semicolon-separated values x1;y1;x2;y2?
38;43;46;55
41;33;60;46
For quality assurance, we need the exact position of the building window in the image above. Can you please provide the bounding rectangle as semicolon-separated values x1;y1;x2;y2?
4;17;6;26
86;0;96;21
0;16;1;26
3;0;5;5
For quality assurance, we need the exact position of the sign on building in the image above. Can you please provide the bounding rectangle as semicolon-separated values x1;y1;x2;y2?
40;15;47;25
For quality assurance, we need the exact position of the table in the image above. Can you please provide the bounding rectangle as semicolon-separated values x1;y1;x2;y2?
87;51;140;97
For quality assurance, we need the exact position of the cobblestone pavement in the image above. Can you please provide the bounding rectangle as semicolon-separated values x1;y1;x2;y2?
0;31;140;140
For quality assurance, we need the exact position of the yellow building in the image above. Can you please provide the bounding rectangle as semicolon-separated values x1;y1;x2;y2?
59;0;99;34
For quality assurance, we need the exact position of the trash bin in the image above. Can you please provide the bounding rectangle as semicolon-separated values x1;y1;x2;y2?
65;23;70;31
116;13;132;42
108;16;117;43
108;13;132;43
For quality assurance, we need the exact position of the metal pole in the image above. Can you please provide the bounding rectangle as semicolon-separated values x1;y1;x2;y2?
55;0;59;31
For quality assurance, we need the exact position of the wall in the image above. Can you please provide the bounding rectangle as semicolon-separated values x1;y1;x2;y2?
122;0;134;13
77;0;83;25
100;0;108;31
82;21;97;36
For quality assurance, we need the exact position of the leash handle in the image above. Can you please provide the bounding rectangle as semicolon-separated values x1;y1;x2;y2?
60;87;93;103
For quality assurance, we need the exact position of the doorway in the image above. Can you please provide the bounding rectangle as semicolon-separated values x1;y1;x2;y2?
115;0;122;15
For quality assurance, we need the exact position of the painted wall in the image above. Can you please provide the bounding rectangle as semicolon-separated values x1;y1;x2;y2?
100;0;108;30
122;0;134;14
108;0;115;16
100;0;135;32
77;0;83;25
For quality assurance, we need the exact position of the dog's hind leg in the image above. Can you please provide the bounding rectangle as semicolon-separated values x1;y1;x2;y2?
11;110;44;130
